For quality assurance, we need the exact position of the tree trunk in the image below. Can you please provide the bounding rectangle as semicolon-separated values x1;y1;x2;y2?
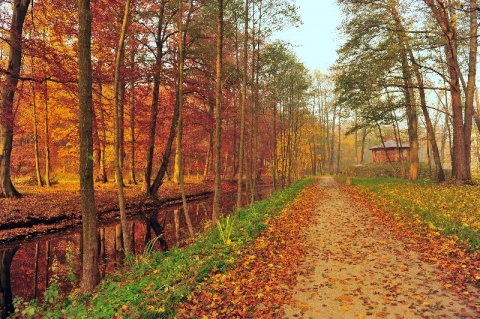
113;0;132;256
424;0;470;182
395;16;419;180
175;0;194;237
336;106;341;174
360;128;367;164
212;0;224;226
128;69;137;184
0;0;30;198
236;0;248;209
144;1;166;195
411;56;445;181
44;81;51;187
98;83;108;183
78;0;99;292
329;104;336;175
31;83;44;187
463;0;477;180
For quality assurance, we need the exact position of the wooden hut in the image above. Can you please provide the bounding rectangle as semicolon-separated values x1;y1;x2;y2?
370;140;410;163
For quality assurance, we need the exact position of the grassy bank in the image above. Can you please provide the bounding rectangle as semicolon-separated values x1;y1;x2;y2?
15;178;315;319
346;177;480;251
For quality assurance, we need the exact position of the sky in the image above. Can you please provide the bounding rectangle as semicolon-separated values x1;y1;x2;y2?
273;0;342;74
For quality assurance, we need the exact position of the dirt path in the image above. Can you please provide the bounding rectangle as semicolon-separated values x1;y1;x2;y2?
283;177;479;319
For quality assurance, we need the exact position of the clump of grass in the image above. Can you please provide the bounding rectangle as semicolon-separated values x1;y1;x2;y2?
217;215;235;245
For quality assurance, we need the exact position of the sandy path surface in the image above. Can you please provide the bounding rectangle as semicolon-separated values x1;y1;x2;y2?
283;177;480;319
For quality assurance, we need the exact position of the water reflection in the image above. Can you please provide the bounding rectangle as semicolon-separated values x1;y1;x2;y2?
0;187;271;317
0;248;17;319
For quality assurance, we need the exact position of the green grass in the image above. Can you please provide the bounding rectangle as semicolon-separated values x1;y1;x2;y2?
14;177;315;319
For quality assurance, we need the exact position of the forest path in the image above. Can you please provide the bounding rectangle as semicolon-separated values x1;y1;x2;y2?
283;177;479;319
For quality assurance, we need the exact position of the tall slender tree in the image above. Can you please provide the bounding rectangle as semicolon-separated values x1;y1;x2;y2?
236;0;248;209
212;0;224;225
113;0;133;256
78;0;99;292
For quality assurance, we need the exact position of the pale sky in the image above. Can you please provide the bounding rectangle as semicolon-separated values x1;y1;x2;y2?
273;0;342;73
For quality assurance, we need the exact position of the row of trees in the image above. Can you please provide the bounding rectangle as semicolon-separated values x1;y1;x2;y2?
335;0;479;183
0;0;343;294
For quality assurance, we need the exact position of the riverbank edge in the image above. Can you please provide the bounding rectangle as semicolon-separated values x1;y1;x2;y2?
13;177;315;318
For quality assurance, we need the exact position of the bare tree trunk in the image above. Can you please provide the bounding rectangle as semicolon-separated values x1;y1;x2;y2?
329;104;336;175
176;0;194;237
113;0;132;256
97;83;108;183
236;0;248;208
78;0;99;292
144;1;167;195
212;0;224;226
360;128;367;164
174;209;180;244
128;78;137;184
31;82;44;187
336;106;341;174
463;0;477;180
44;80;51;187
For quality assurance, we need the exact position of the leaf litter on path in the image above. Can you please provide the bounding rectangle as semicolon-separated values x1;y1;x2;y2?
283;177;480;319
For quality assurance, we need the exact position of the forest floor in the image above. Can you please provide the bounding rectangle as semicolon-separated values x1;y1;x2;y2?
0;179;231;243
177;177;480;318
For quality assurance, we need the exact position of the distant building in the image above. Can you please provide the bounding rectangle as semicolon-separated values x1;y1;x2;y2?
369;140;410;163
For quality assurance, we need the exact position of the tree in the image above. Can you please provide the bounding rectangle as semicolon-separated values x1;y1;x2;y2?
78;0;99;292
423;0;477;182
212;0;224;225
236;0;248;209
143;0;171;196
113;0;133;256
175;0;194;237
387;0;445;181
0;0;31;198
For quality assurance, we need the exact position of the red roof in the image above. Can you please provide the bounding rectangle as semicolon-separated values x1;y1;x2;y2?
369;140;410;150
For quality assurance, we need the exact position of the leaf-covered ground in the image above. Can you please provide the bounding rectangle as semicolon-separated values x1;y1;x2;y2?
349;178;480;306
177;177;480;318
0;180;224;243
